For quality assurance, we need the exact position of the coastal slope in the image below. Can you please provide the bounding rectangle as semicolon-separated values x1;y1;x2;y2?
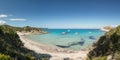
0;25;50;60
87;25;120;60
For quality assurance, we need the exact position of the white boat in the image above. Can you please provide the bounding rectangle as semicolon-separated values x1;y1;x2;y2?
75;32;78;35
61;32;66;35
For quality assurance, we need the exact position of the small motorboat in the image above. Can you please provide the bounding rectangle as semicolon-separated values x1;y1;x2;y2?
61;32;66;35
75;32;78;35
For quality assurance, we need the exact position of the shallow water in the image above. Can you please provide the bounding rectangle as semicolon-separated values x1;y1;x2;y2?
25;29;105;50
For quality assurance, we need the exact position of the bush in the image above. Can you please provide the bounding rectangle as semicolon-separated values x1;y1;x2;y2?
88;25;120;59
0;25;49;60
115;52;120;60
0;54;13;60
92;56;107;60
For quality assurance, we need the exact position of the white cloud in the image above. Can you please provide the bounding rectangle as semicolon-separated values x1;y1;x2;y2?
0;14;8;18
0;20;6;25
10;18;26;21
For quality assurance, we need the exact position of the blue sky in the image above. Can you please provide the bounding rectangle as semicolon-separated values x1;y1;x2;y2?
0;0;120;28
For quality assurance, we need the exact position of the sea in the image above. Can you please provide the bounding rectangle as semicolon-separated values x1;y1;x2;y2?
25;29;105;50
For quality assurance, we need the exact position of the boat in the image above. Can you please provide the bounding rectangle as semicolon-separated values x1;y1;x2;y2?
61;32;66;35
75;32;78;35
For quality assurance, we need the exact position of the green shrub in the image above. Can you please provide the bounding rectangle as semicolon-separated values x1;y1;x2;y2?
0;25;49;60
93;56;107;60
88;25;120;59
115;52;120;60
0;54;12;60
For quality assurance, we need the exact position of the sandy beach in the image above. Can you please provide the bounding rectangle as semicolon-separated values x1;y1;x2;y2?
17;32;89;60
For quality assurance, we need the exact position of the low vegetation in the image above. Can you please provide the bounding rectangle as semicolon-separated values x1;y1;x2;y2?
0;25;50;60
0;25;46;33
0;53;12;60
87;25;120;60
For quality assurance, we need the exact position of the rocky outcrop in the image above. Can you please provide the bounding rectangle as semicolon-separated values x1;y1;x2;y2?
101;26;113;32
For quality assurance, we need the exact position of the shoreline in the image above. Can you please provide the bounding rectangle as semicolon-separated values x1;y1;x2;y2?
17;32;89;60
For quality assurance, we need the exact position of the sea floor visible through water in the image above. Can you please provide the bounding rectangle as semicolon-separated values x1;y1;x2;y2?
25;29;105;50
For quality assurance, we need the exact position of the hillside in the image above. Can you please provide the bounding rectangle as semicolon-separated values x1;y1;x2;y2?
0;25;47;34
20;26;47;34
87;26;120;60
0;25;50;60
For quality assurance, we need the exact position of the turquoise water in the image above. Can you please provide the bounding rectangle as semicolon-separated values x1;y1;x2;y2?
25;29;105;50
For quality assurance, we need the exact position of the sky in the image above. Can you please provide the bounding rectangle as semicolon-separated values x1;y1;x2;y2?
0;0;120;28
